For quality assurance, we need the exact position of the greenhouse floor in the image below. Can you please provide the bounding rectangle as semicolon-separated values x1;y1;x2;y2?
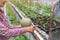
50;30;60;40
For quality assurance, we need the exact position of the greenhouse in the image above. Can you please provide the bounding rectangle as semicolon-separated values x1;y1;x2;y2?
0;0;60;40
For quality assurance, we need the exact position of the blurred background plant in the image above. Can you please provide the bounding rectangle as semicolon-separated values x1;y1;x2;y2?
5;0;59;40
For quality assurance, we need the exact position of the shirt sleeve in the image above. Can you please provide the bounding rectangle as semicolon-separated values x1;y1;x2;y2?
0;22;27;37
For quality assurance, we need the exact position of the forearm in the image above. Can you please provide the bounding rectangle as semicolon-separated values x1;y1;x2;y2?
0;27;27;37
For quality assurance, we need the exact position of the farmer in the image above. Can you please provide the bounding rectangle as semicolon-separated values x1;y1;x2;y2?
0;0;37;40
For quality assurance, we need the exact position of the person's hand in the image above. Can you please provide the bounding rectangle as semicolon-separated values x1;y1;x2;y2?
25;25;38;32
